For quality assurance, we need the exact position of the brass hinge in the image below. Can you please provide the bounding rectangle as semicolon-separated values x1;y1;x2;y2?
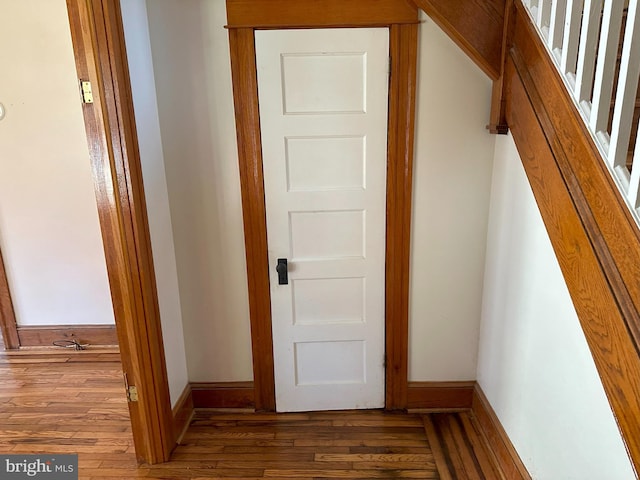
80;80;94;104
123;373;138;402
127;386;139;402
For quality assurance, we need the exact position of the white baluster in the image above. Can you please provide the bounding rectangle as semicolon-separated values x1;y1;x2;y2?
589;0;625;136
575;0;604;108
561;0;585;86
609;0;640;181
537;0;554;38
550;0;569;60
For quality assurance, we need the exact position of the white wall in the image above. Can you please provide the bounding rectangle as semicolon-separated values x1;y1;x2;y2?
477;134;635;479
0;0;114;327
409;14;495;380
145;0;253;381
120;0;189;407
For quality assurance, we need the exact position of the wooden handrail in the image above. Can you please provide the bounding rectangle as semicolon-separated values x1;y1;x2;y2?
522;0;640;219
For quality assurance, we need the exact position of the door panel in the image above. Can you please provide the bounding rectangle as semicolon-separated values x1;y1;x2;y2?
256;28;389;412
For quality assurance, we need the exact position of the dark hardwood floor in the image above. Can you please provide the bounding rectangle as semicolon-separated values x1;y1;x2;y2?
0;342;502;479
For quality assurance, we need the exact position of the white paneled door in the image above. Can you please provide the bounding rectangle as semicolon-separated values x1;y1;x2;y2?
256;28;390;412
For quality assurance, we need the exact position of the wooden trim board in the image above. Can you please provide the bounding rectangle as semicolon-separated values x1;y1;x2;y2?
407;381;475;410
227;27;276;412
226;0;418;28
412;0;505;80
385;23;419;410
0;248;19;349
472;385;532;479
488;0;515;134
16;325;117;347
191;382;255;409
226;0;419;413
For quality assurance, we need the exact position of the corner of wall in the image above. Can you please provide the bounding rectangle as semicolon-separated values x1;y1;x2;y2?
408;14;495;381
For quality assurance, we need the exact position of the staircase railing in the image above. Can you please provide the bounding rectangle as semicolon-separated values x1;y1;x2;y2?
522;0;640;224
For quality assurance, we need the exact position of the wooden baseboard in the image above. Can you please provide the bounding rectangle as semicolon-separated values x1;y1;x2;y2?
407;381;475;409
472;384;531;479
191;381;255;409
16;325;118;347
172;384;194;445
190;381;472;411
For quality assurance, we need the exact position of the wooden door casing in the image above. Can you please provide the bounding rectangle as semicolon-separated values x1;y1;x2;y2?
66;0;174;464
226;0;419;411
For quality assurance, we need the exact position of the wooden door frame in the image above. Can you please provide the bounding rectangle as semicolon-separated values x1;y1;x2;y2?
65;0;174;464
0;248;19;349
226;0;419;411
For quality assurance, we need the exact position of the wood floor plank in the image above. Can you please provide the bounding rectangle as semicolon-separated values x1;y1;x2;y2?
423;416;454;480
0;347;507;479
294;438;430;447
167;452;315;462
446;413;486;478
316;452;433;461
220;445;351;454
458;412;504;479
263;468;437;478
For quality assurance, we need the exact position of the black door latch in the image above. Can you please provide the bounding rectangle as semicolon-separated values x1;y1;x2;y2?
276;258;288;285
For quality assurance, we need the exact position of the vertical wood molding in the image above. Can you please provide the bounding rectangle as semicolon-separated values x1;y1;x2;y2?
228;27;276;413
0;248;19;349
488;0;514;134
66;0;174;464
385;23;418;411
226;0;419;412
